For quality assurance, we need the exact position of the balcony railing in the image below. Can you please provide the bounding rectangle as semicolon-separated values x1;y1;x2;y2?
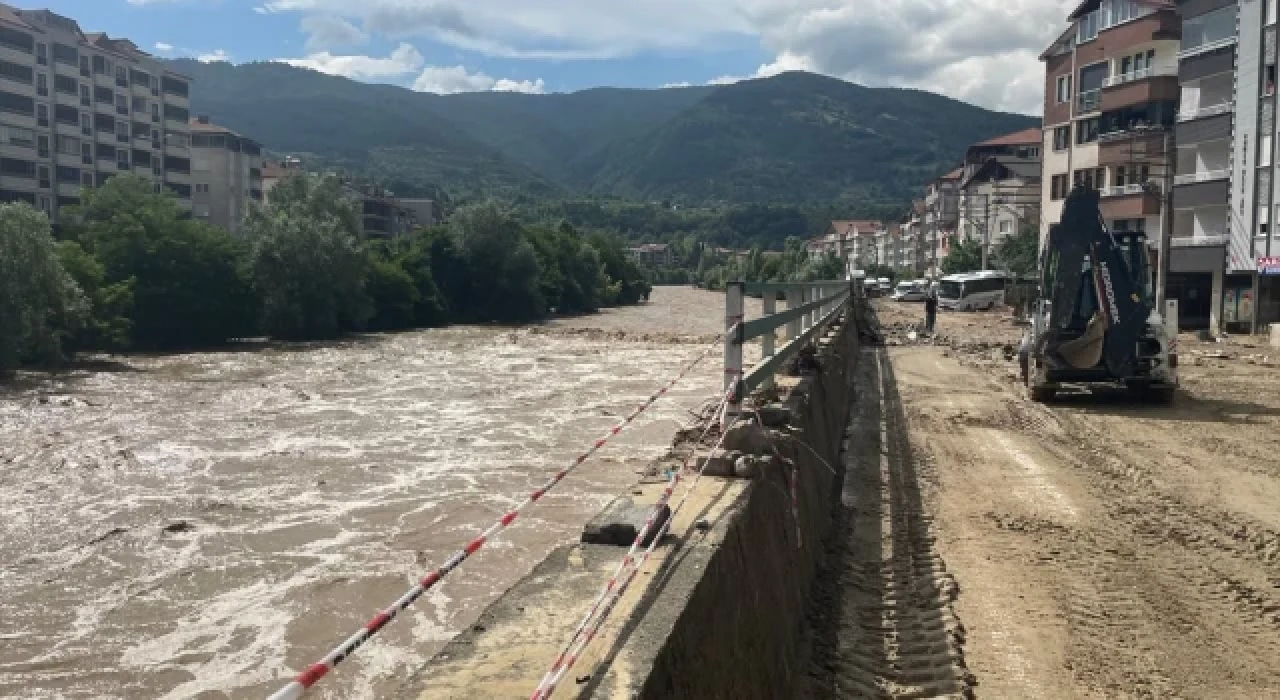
1178;36;1237;60
1177;101;1234;122
1173;169;1229;185
1101;182;1161;197
1077;89;1101;114
1102;63;1177;88
1171;233;1229;246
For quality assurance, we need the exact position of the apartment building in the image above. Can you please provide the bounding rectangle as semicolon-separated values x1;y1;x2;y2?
189;115;261;235
1039;0;1181;260
923;169;961;277
0;4;192;223
1230;0;1280;330
957;128;1043;264
1170;0;1237;330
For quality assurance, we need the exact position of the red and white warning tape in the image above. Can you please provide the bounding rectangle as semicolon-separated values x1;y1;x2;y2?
266;339;721;700
532;392;739;700
530;385;734;699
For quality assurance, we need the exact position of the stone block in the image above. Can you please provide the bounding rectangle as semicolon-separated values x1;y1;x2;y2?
581;497;671;547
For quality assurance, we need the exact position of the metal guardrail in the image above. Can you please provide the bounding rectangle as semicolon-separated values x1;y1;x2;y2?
1177;101;1234;122
1173;169;1229;186
722;280;854;425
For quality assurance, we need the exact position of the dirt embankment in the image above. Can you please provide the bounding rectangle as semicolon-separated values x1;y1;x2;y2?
804;300;1280;699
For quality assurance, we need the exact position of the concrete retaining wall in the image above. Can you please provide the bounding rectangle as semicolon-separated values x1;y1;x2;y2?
592;308;860;699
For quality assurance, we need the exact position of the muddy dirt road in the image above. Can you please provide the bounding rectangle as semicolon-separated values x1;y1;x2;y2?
807;301;1280;699
0;287;744;700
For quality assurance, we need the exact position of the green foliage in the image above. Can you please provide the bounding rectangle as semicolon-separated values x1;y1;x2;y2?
0;203;86;374
176;60;1035;207
365;254;420;332
694;240;846;291
994;223;1040;278
244;173;372;339
449;203;546;322
586;231;651;305
528;223;605;314
55;241;134;353
941;238;984;275
63;176;255;349
863;264;899;284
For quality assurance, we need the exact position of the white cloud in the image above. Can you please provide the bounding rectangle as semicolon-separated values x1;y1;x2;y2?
259;0;1072;113
154;42;174;54
300;15;368;52
661;81;693;89
411;65;545;94
281;43;424;80
197;49;231;63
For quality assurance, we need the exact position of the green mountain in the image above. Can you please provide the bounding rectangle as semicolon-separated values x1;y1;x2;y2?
170;60;1037;206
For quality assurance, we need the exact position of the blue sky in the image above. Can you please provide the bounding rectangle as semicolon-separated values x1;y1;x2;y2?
37;0;1071;114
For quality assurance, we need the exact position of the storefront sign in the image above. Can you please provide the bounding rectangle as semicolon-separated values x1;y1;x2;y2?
1259;257;1280;275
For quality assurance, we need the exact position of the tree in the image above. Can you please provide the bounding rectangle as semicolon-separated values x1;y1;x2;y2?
64;175;256;349
55;241;134;353
941;238;983;275
450;202;545;322
244;174;372;339
994;223;1040;278
365;255;420;331
0;203;86;375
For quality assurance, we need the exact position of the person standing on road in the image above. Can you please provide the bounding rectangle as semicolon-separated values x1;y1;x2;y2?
924;289;938;334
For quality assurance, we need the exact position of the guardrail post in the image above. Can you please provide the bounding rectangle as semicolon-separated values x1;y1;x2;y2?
761;289;777;389
723;282;745;427
787;286;802;341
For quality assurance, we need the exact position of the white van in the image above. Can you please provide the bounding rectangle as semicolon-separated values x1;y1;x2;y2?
937;271;1010;311
891;280;928;302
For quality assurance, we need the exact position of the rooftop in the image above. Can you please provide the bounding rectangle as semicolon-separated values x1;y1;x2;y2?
972;127;1043;148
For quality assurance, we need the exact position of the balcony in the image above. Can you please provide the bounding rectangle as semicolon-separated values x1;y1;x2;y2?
1100;75;1179;111
1173;169;1229;186
1099;189;1161;218
1103;63;1177;88
1098;130;1168;166
1101;183;1158;198
1077;89;1101;114
1177;101;1233;122
1178;36;1237;60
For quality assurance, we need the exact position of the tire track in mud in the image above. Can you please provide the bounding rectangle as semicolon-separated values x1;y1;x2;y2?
993;391;1280;697
804;348;974;700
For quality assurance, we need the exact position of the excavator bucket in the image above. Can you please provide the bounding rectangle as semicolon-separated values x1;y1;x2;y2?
1058;311;1107;369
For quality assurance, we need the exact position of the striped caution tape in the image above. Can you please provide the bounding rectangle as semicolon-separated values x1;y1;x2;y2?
265;338;722;700
530;384;734;699
532;391;738;700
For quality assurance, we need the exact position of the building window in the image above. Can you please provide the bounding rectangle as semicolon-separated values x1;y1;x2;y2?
164;104;190;123
37;134;48;158
57;135;79;156
161;76;189;98
36;72;47;96
81;113;92;136
4;125;34;148
1051;174;1069;200
166;131;190;148
54;73;77;95
81;142;92;165
35;42;46;65
1078;10;1099;42
55;104;78;125
37;104;48;127
1266;64;1277;97
56;165;79;183
1053;125;1070;151
80;84;90;106
1073;167;1107;190
0;59;33;85
1263;135;1274;168
79;55;89;77
84;172;95;188
133;96;147;113
1055;74;1072;103
52;43;77;66
95;86;114;103
38;165;50;189
1181;6;1237;55
1075;117;1100;144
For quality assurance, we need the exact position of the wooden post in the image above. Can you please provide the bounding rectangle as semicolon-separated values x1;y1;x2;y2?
787;285;802;341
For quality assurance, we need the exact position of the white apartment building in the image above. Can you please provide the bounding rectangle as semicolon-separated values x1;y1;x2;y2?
0;4;192;222
189;115;262;235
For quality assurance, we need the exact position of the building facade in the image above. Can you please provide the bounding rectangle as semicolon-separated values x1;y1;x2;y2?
0;4;192;222
1171;0;1237;330
956;127;1043;265
923;169;961;277
189;115;261;235
1231;0;1280;330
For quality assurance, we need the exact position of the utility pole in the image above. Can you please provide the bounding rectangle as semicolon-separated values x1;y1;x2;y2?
982;194;992;271
1155;129;1173;310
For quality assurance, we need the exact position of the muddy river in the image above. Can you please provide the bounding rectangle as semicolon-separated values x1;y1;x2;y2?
0;287;752;699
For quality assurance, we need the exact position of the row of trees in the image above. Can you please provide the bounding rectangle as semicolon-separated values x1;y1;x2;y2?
0;174;650;377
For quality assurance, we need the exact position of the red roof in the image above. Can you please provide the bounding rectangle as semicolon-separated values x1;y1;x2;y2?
974;127;1043;147
939;167;964;181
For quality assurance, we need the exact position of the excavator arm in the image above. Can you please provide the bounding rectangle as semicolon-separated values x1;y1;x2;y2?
1037;185;1153;377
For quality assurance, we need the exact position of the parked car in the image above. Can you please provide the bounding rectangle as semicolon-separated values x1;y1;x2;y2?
891;280;928;302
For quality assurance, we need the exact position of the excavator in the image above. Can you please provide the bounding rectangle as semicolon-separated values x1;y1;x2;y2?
1018;185;1178;403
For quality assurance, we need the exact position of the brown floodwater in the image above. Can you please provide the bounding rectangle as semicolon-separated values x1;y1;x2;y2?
0;287;756;699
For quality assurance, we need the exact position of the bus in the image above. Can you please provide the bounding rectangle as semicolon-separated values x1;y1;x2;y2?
937;270;1012;311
